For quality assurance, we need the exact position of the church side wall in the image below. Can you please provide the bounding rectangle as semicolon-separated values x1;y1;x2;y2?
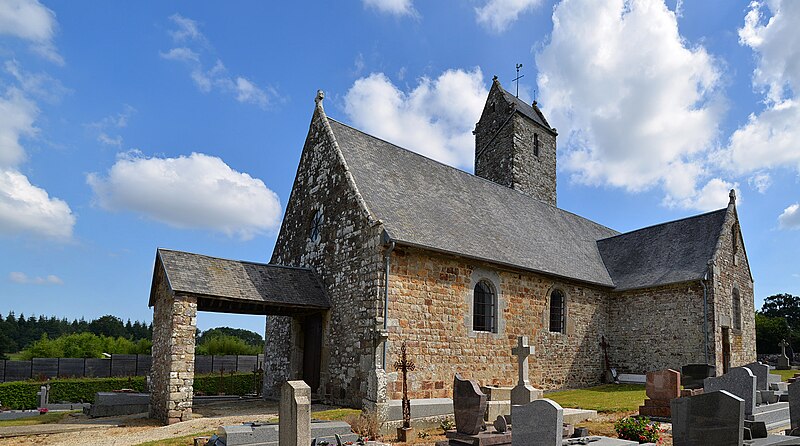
606;282;707;374
266;108;383;408
385;246;608;399
709;209;756;373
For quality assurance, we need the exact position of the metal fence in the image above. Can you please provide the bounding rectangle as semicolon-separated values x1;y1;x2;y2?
0;354;264;383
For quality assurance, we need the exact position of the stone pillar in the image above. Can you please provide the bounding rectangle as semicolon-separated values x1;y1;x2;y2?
363;327;389;423
150;292;197;425
279;380;311;446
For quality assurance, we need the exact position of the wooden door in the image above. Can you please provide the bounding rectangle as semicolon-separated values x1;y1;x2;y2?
302;314;322;392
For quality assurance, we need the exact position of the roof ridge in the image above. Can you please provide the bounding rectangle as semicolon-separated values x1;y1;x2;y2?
326;117;617;235
597;208;727;243
157;248;314;271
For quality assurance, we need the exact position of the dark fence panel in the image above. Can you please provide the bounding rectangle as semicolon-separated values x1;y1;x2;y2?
110;355;137;377
212;355;237;373
85;358;110;378
136;355;151;376
58;358;84;378
31;358;59;379
236;356;258;373
5;361;32;381
195;356;212;375
0;360;5;382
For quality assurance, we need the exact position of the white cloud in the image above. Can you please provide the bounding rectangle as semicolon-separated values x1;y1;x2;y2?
535;0;724;210
161;14;276;108
87;105;136;147
721;1;800;175
87;151;281;240
9;272;63;285
0;169;75;240
4;60;69;103
749;171;772;193
475;0;542;32
344;68;488;169
779;203;800;229
663;179;737;212
362;0;417;17
0;87;37;168
0;0;62;64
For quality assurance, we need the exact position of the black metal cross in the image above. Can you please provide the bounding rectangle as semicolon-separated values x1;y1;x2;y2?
393;341;416;429
513;63;524;98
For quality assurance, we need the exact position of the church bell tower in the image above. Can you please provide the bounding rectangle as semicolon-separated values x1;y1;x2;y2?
474;76;558;206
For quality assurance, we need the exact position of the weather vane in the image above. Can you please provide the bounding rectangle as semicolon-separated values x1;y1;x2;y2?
513;63;524;98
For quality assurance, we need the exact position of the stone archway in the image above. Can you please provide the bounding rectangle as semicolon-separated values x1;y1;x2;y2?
148;249;329;425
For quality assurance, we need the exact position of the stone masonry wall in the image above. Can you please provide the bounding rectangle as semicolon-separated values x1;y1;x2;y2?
266;101;383;408
709;205;757;373
475;83;516;190
511;113;557;206
606;282;707;374
385;246;608;399
150;265;197;425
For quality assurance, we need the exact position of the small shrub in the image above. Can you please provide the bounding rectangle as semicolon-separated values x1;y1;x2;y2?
440;418;455;432
345;409;381;440
614;416;661;444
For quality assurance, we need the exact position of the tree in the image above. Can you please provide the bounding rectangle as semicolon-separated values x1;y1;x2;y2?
89;315;126;338
761;293;800;327
196;335;261;356
197;327;263;347
755;313;791;354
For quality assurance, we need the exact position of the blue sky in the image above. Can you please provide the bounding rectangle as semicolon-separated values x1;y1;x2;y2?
1;0;799;335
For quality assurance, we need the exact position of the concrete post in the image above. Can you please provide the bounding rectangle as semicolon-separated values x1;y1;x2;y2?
280;380;311;446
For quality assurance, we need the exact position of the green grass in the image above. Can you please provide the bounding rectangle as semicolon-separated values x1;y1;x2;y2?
771;369;798;381
133;431;215;446
0;411;75;427
312;408;361;421
546;384;646;413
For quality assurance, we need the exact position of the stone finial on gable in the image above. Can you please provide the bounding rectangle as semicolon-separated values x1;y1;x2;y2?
315;90;325;107
729;189;736;205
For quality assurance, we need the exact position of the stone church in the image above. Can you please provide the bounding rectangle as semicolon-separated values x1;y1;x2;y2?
148;77;755;423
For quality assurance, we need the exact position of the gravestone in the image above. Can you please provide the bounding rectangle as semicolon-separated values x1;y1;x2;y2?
279;380;311;446
745;362;770;391
510;336;542;405
671;390;744;446
512;398;563;446
681;364;716;389
779;340;791;370
704;367;757;416
37;385;49;408
452;373;487;435
790;381;800;432
639;369;680;418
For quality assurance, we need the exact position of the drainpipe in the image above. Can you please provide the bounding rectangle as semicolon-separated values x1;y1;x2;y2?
702;269;710;365
383;239;396;370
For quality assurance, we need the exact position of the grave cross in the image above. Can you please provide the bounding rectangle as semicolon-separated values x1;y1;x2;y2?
780;339;789;356
394;341;416;429
511;336;532;386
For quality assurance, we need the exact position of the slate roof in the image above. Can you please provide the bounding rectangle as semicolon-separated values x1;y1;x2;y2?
499;87;553;130
597;209;728;291
151;249;329;309
328;119;621;287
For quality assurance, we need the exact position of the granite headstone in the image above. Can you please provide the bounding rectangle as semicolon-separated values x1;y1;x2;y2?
744;362;770;392
704;367;757;416
790;381;800;432
671;390;744;446
511;398;563;446
452;373;487;435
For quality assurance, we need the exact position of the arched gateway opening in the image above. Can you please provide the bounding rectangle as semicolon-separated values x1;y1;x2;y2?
148;248;329;425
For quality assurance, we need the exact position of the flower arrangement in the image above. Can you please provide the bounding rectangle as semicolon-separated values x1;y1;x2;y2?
614;415;662;444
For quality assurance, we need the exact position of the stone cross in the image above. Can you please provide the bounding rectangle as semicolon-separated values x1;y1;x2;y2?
394;341;415;429
512;336;532;386
781;339;790;356
779;339;792;370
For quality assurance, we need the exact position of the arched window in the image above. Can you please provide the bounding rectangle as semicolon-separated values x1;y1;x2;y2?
473;280;496;333
549;289;565;333
732;287;741;330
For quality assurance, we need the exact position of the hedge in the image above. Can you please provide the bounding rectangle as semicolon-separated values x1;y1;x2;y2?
0;373;259;410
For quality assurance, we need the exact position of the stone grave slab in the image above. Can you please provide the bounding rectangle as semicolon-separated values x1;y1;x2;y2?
443;427;512;446
745;362;771;391
481;386;512;401
562;438;642;445
671;390;743;446
617;374;646;384
752;401;790;431
704;366;757;416
217;421;358;446
486;400;510;422
453;373;488;435
387;398;453;421
512;398;563;446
